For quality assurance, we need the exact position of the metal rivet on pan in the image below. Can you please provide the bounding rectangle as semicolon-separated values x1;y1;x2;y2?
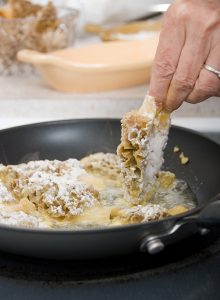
140;238;165;254
199;228;210;236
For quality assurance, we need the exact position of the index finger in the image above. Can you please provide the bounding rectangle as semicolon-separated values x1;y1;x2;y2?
149;9;185;107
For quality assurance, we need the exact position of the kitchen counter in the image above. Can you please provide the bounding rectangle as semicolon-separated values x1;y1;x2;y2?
0;74;220;132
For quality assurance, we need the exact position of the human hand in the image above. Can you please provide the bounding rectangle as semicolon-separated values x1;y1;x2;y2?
149;0;220;111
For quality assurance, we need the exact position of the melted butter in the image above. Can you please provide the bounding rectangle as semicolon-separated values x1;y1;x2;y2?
1;173;196;230
79;174;107;190
52;171;196;230
48;206;113;229
150;179;196;210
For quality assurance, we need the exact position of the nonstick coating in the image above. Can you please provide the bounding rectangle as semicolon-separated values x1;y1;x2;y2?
0;119;219;260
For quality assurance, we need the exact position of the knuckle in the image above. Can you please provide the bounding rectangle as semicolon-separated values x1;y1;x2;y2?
170;0;220;29
191;80;220;99
199;77;219;95
195;5;219;33
205;4;220;24
153;59;175;79
186;91;200;103
185;97;197;104
174;0;192;22
164;4;176;21
193;86;210;98
203;12;220;34
172;75;195;91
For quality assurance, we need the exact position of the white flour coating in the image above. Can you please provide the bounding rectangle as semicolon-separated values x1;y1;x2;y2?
6;159;85;178
0;181;14;203
140;118;170;197
118;95;170;202
121;204;168;222
123;124;169;200
0;206;43;228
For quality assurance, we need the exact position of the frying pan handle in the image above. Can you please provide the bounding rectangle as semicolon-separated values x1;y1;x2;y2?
197;193;220;228
140;193;220;255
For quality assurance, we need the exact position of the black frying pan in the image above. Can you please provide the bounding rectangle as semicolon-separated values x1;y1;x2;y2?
0;119;219;260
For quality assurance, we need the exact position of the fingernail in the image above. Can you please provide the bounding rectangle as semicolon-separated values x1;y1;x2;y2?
154;98;164;108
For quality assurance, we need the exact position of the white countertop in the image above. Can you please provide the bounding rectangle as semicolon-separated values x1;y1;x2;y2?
0;73;219;132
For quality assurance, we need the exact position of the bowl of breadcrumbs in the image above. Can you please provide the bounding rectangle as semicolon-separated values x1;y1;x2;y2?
0;0;79;74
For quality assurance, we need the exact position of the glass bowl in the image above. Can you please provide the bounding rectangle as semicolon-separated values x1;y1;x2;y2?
0;6;79;75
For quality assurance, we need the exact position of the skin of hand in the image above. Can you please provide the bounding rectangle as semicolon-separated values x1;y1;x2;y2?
149;0;220;111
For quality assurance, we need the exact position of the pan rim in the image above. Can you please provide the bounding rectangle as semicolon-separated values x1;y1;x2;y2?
0;117;219;148
0;118;218;235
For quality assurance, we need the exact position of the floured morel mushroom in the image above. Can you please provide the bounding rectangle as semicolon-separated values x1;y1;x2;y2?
0;159;99;218
117;95;170;203
110;203;169;225
81;152;121;180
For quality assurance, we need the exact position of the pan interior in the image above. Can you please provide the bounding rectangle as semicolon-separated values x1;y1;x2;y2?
0;119;219;229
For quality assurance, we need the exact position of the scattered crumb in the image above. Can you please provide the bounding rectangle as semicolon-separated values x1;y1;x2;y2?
173;145;189;165
173;146;180;153
179;152;189;165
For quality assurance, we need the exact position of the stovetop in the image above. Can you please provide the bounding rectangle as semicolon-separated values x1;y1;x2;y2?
0;131;220;300
2;231;220;300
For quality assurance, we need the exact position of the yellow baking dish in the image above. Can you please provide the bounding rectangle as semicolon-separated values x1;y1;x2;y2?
17;34;159;93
